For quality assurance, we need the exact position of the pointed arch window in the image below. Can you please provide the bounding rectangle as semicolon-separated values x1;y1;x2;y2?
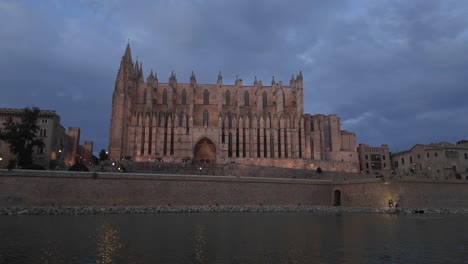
203;110;209;126
244;91;249;106
262;92;267;109
143;90;147;103
182;89;187;105
228;133;233;157
203;90;209;105
163;89;167;105
226;90;230;105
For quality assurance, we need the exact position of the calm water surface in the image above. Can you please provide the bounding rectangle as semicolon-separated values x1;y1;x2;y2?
0;213;467;263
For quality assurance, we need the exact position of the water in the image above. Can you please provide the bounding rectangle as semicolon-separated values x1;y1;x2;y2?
0;213;467;263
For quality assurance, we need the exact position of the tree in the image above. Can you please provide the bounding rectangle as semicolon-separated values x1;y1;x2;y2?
0;107;44;167
98;149;109;161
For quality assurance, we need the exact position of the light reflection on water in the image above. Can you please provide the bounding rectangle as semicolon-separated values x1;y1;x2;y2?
193;224;207;264
96;221;122;264
0;213;467;263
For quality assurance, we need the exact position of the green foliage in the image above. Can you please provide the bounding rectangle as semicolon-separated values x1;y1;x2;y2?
98;149;108;161
0;107;44;167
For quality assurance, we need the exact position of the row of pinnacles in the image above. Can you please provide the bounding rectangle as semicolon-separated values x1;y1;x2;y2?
109;43;359;173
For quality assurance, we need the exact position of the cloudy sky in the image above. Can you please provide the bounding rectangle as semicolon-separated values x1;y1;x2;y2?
1;0;468;154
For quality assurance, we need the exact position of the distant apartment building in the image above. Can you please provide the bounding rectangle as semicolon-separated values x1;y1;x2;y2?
391;140;468;179
0;108;94;169
357;144;391;177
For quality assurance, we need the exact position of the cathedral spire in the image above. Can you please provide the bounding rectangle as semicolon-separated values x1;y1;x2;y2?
190;70;196;85
139;62;144;82
123;42;132;63
169;70;177;87
217;71;222;85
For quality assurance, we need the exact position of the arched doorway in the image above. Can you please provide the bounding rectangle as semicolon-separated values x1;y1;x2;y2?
333;190;341;206
194;137;216;165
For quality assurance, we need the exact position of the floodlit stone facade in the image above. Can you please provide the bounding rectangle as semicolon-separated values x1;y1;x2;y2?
357;144;391;177
0;108;93;169
391;140;468;179
109;44;359;172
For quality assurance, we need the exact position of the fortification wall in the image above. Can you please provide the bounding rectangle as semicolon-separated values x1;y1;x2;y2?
336;179;468;208
0;170;332;207
1;170;467;209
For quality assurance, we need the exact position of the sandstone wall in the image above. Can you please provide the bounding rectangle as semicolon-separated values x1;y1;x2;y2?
1;170;467;209
0;171;332;207
336;179;468;208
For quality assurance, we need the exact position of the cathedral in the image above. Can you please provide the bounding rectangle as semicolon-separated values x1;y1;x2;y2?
109;44;359;173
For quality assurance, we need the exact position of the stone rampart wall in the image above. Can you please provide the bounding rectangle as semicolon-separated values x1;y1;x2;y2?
1;170;467;209
0;170;332;207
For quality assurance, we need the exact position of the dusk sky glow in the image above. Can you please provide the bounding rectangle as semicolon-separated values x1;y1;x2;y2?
1;0;468;154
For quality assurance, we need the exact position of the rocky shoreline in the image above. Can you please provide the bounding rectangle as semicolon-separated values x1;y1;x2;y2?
1;206;468;215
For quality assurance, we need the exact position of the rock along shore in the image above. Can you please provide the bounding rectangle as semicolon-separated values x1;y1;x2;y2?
1;206;468;216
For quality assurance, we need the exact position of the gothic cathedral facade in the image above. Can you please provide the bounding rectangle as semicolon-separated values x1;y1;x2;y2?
109;44;359;172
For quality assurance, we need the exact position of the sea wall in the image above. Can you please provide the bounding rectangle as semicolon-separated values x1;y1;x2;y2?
338;179;468;209
1;170;467;209
0;170;332;207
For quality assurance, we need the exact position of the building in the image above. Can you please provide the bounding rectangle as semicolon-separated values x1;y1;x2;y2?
391;140;468;179
357;144;391;177
108;44;359;172
0;108;93;169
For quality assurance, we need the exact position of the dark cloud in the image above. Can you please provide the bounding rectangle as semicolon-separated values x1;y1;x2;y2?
1;0;467;153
